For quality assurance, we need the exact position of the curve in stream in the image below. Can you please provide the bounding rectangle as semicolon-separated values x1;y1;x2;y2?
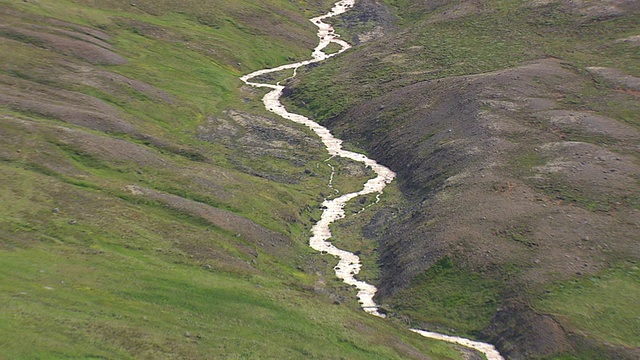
240;1;503;359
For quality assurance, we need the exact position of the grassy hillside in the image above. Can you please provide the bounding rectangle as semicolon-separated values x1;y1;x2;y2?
0;0;472;358
285;0;640;358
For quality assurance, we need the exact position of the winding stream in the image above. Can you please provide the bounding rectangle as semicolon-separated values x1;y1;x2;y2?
240;1;503;359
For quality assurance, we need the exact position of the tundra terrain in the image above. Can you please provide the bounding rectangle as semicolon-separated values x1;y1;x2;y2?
286;0;640;359
2;0;639;358
0;0;472;358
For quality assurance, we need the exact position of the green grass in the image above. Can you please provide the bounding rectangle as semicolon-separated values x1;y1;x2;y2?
0;246;420;359
536;263;640;349
0;153;465;359
322;41;345;55
0;0;474;357
387;257;503;338
326;155;377;196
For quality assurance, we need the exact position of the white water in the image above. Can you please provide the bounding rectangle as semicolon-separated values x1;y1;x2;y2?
240;1;504;359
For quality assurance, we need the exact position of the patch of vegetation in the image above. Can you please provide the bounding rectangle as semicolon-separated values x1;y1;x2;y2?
0;244;427;359
510;144;635;214
325;155;377;196
386;257;503;338
536;262;640;348
322;41;345;55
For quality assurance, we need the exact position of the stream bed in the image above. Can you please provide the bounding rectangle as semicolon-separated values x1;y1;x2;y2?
240;1;503;359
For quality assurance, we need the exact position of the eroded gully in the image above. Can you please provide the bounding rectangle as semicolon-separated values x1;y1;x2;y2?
240;1;503;359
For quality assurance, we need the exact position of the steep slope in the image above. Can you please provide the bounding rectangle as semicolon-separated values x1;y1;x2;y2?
0;1;472;358
285;0;640;359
